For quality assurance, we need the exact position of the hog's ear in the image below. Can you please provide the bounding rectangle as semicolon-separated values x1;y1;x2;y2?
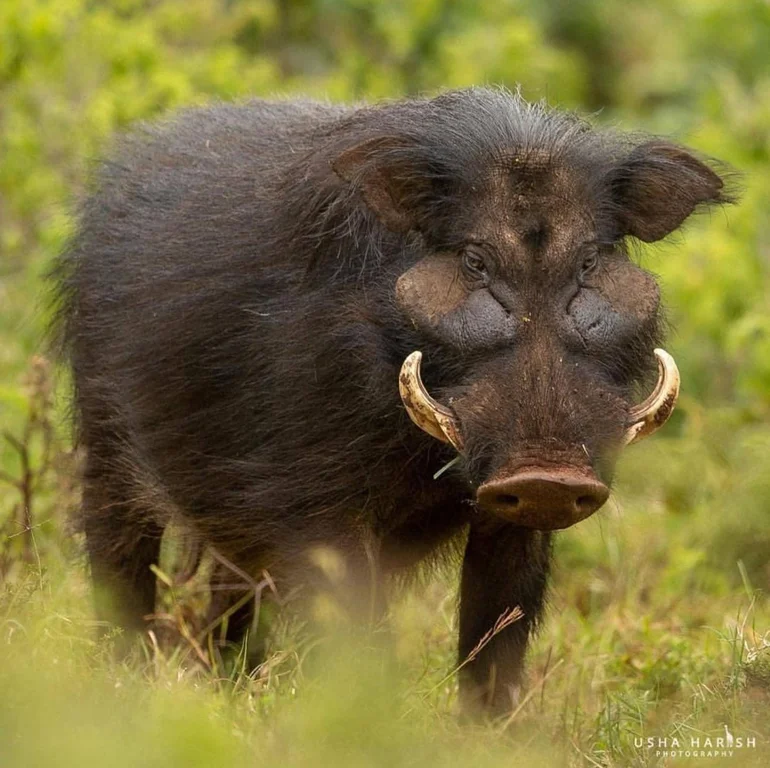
332;136;424;233
611;142;725;242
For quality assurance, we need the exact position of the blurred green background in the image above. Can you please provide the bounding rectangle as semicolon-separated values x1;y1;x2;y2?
1;1;770;766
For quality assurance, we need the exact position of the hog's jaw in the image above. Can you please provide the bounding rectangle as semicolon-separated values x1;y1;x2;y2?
398;348;680;529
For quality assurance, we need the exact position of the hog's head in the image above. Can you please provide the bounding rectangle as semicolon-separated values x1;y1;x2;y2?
333;91;727;530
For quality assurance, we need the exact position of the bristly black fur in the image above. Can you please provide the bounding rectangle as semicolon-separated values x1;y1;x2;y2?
48;87;731;715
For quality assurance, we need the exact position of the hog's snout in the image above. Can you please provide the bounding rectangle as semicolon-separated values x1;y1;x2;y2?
475;468;609;529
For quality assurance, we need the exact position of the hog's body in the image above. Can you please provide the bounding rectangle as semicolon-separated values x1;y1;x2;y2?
53;89;726;713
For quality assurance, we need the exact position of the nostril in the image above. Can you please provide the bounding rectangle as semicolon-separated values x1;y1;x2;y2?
496;494;519;508
575;493;602;513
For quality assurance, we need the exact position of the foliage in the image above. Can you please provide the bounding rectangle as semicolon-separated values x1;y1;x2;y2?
1;0;769;765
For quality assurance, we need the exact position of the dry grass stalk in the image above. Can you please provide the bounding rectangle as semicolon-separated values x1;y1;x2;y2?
1;356;71;574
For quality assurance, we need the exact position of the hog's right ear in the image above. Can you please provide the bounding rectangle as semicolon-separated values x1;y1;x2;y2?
611;142;726;242
332;136;424;233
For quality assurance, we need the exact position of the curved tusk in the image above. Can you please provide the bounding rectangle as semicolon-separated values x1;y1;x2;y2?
398;351;463;451
624;348;680;446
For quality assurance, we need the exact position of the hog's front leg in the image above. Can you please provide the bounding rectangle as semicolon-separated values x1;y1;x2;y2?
458;523;552;716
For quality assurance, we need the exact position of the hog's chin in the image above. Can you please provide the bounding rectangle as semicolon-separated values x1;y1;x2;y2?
475;464;611;530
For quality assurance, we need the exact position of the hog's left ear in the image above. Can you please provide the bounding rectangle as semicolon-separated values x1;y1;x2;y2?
611;142;725;242
332;136;425;233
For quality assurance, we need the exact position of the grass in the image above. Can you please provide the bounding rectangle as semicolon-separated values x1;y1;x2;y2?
0;512;768;768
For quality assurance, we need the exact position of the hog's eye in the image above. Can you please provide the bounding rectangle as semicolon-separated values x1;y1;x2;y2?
462;248;488;281
579;251;599;280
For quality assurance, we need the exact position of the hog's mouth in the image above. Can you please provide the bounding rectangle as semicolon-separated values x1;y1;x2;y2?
398;349;680;529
